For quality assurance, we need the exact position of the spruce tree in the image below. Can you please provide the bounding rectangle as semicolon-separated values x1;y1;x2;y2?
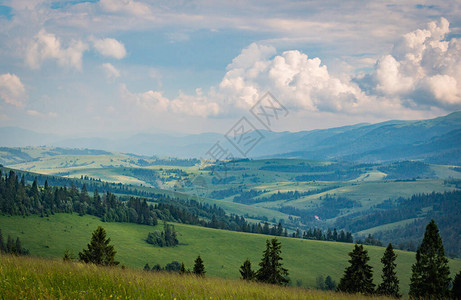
193;255;205;276
143;263;151;271
325;275;337;291
239;259;255;280
256;238;289;285
15;237;22;255
376;243;400;298
78;226;119;266
453;271;461;300
6;235;13;253
0;229;4;253
409;220;450;299
180;262;186;274
63;249;72;262
337;244;375;294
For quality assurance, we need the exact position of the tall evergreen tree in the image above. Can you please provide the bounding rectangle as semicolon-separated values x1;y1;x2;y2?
453;271;461;300
180;262;186;274
78;226;119;266
324;275;337;291
193;255;205;276
376;243;400;298
256;238;289;285
0;229;4;253
6;235;13;253
239;259;255;280
409;220;450;299
337;244;375;294
15;237;22;255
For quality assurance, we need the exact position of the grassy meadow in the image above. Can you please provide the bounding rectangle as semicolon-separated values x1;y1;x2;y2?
1;214;461;295
0;254;395;300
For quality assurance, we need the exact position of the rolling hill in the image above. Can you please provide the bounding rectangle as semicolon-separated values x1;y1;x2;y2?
1;213;460;294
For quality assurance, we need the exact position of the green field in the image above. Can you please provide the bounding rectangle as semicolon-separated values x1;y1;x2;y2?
1;214;460;295
0;255;392;300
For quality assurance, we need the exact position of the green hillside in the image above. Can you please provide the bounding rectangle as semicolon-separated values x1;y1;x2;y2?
0;255;390;300
1;214;460;295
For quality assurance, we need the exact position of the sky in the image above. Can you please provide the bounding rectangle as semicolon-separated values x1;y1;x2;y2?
0;0;461;136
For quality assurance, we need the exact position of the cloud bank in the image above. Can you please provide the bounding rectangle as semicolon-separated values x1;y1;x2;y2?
123;18;460;119
366;17;461;108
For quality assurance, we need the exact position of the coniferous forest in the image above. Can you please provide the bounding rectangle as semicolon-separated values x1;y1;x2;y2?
0;170;353;242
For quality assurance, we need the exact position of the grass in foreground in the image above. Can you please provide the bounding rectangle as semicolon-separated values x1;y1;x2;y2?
0;254;391;299
1;214;461;295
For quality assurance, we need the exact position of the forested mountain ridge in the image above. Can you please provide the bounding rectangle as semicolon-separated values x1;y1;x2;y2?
1;112;460;163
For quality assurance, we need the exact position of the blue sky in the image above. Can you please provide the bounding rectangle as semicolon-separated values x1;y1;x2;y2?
0;0;461;136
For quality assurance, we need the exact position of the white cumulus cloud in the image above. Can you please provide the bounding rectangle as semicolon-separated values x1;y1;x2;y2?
92;38;127;59
120;18;461;120
219;43;365;113
120;84;219;117
365;17;461;108
26;29;88;70
0;73;26;107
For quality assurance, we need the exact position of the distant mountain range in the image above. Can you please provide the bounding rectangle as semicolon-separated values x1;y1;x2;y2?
1;112;460;163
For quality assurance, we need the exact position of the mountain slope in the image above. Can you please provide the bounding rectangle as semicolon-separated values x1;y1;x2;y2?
272;111;461;163
1;112;460;162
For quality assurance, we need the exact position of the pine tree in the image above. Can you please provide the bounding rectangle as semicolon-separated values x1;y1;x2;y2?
453;271;461;300
256;239;272;282
337;244;375;294
15;237;22;255
239;259;255;280
256;238;289;285
0;229;4;253
78;226;119;266
193;255;205;276
6;235;13;253
376;243;400;298
325;275;337;291
409;220;450;299
180;262;186;274
63;249;74;262
143;263;151;271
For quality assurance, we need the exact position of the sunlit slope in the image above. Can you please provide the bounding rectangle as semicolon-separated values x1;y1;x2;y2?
1;214;460;294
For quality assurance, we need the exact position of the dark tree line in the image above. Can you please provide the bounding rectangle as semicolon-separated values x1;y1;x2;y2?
0;229;29;255
0;170;340;243
294;168;364;181
336;190;461;257
143;254;205;276
0;166;183;200
378;161;435;180
279;194;360;223
260;162;373;174
232;187;338;205
291;227;353;243
144;261;182;272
